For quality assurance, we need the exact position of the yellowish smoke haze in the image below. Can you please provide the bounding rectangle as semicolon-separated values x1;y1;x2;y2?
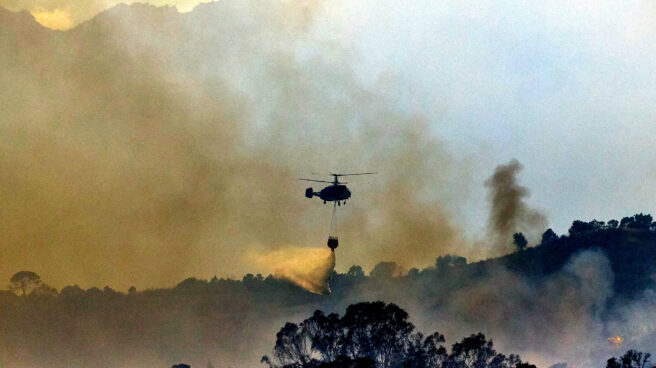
251;247;335;294
0;0;473;291
0;0;211;29
30;8;73;29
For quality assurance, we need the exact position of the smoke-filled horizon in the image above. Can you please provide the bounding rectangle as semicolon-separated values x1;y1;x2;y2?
3;3;656;368
3;0;656;292
0;0;482;292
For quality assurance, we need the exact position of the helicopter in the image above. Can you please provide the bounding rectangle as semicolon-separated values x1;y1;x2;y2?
299;172;376;206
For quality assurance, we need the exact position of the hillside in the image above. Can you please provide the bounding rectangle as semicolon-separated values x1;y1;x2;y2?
2;4;656;368
1;215;655;368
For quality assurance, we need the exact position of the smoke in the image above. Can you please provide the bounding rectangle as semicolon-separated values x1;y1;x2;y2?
0;0;471;291
605;288;656;353
416;250;615;368
252;247;335;294
0;0;213;29
484;159;547;253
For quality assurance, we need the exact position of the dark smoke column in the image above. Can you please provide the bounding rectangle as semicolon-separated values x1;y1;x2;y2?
484;159;547;253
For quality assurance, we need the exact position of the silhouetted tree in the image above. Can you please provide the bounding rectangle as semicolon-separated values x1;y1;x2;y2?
31;283;57;296
627;213;652;230
272;322;314;367
606;350;652;368
607;219;619;229
590;220;605;230
265;303;537;368
9;271;42;296
540;229;558;245
370;262;398;279
341;302;414;368
347;266;365;278
436;255;467;273
265;302;456;368
304;311;344;362
403;332;447;368
620;217;632;228
449;333;497;368
569;220;595;236
316;356;376;368
60;285;84;298
513;233;527;252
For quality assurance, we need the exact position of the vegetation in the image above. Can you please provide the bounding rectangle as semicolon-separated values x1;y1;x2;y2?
8;271;42;296
607;350;652;368
1;213;656;367
263;301;535;368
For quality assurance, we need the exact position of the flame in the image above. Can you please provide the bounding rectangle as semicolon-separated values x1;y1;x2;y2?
251;247;335;294
607;335;624;347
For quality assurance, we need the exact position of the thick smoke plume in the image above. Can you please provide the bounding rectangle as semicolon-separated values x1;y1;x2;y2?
0;0;470;291
484;159;547;253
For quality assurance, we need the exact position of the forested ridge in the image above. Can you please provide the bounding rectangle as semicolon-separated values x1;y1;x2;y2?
2;213;655;367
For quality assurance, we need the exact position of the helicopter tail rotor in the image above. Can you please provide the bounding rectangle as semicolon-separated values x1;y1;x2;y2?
305;188;315;199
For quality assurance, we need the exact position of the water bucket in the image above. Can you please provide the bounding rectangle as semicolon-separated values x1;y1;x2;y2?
327;236;339;251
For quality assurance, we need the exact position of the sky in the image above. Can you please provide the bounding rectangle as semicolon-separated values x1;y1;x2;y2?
313;0;656;235
1;0;656;289
3;0;655;234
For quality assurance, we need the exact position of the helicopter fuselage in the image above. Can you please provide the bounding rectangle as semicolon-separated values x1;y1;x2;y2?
306;184;351;202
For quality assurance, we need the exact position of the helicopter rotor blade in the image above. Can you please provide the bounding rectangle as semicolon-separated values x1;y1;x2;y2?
330;172;377;177
299;179;334;184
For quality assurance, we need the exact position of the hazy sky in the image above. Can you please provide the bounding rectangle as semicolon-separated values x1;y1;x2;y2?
313;0;656;235
2;0;656;289
3;0;655;234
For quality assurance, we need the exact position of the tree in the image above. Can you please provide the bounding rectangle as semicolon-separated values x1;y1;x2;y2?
31;283;57;297
403;332;447;368
317;356;376;368
346;266;365;279
341;302;415;368
513;233;527;252
627;213;652;230
9;271;42;296
620;217;633;228
568;220;594;236
272;322;314;367
449;333;497;368
266;303;534;368
370;262;398;279
435;255;467;273
607;219;619;229
304;311;344;362
540;229;558;245
60;285;84;298
589;220;605;230
606;350;652;368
